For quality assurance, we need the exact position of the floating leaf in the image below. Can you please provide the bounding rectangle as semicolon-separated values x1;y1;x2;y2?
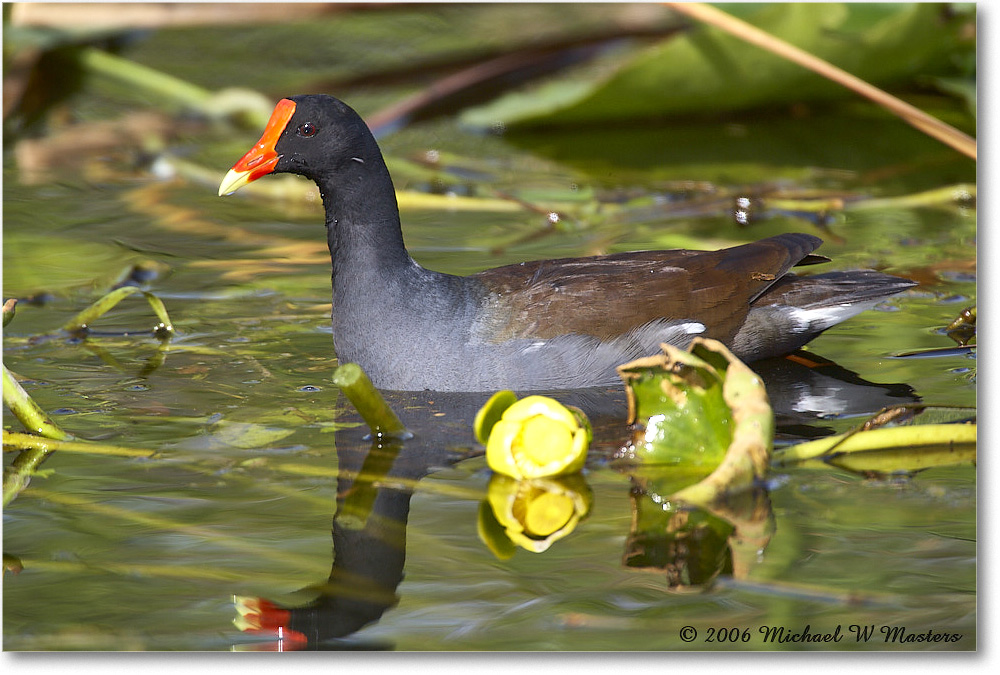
616;338;773;503
931;75;977;119
208;421;295;450
617;342;733;469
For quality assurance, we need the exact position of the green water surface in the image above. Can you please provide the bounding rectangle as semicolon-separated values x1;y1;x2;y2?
2;4;976;651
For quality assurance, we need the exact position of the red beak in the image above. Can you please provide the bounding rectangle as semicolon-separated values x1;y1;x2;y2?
218;98;297;196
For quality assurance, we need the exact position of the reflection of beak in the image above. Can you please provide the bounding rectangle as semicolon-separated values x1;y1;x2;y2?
231;595;308;648
478;474;593;556
218;98;296;196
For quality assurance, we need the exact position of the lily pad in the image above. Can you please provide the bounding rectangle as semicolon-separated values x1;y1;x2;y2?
617;340;734;467
208;421;296;450
616;338;773;502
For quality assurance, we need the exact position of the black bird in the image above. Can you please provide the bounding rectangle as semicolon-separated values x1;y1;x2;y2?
219;94;914;392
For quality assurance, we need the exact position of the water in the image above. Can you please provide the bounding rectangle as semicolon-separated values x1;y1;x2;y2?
3;6;976;651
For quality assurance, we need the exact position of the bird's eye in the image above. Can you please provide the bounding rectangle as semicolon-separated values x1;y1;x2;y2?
297;123;317;137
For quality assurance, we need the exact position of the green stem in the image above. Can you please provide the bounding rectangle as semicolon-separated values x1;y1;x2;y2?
336;437;404;531
61;286;174;339
332;363;410;439
773;424;977;464
78;47;213;111
3;429;157;506
763;197;847;213
62;286;139;333
3;446;54;507
846;184;976;211
3;431;154;458
142;292;175;339
2;364;73;441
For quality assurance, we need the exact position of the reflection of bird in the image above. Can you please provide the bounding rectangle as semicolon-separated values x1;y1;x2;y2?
753;351;920;440
220;94;915;392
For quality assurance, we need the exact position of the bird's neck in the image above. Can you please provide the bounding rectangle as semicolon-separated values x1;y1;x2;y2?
319;155;418;288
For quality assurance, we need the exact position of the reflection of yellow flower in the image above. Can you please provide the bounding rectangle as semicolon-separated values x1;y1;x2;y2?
479;474;593;555
484;395;591;479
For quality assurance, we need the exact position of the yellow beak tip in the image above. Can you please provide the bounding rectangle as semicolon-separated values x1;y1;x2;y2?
218;168;250;197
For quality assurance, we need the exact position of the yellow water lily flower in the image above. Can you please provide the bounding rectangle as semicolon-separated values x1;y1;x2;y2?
483;395;591;479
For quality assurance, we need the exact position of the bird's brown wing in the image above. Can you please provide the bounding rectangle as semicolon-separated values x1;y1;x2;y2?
470;233;823;342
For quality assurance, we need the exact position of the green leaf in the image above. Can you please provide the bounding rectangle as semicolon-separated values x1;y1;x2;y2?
208;421;296;450
462;3;967;127
931;76;977;119
2;229;136;299
616;338;774;503
616;342;734;468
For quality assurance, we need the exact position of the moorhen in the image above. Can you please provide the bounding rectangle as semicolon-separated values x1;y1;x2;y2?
219;94;915;392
